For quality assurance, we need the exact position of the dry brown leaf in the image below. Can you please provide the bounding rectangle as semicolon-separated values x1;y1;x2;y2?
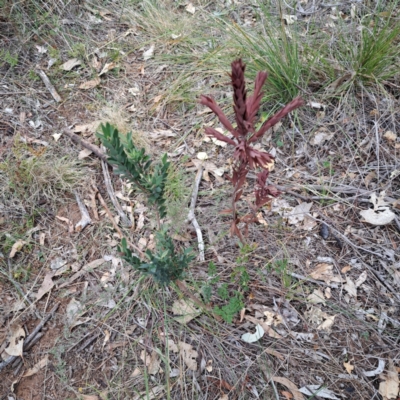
310;128;334;146
153;94;163;103
282;391;293;399
36;272;55;300
256;212;268;226
307;289;326;305
167;339;179;353
80;395;99;400
355;271;367;287
324;287;332;299
192;159;225;183
364;171;376;188
91;55;101;70
245;315;283;339
265;348;285;361
66;298;83;326
287;202;313;225
5;325;25;357
143;45;155;61
79;77;101;90
343;277;357;297
344;361;354;374
360;191;395;226
272;376;304;400
60;58;81;71
197;152;208;160
379;359;399;400
9;240;26;258
136;212;145;231
99;62;117;76
140;350;161;375
309;263;343;284
325;72;355;93
317;314;335;331
263;310;283;326
172;299;201;324
73;120;102;134
78;148;93;159
23;355;49;377
171;232;191;242
341;265;351;273
178;341;198;371
131;367;141;377
383;131;397;142
56;215;74;233
205;359;213;372
103;330;110;349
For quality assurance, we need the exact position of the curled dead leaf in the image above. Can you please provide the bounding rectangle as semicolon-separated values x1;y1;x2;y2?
9;240;27;258
79;77;101;90
272;376;304;400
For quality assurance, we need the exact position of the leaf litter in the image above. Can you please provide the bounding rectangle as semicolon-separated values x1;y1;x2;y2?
2;2;400;398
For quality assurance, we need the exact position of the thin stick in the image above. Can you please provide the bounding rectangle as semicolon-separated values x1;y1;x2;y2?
0;302;60;372
77;331;102;352
74;190;92;232
96;188;124;238
63;128;108;162
187;167;205;261
101;158;132;227
94;185;144;257
35;69;62;103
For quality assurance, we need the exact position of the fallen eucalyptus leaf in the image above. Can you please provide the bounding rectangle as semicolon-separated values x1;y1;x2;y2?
241;324;265;343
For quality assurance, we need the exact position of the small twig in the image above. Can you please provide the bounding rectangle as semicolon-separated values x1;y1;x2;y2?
0;302;60;372
94;185;144;257
89;186;99;220
95;186;124;238
187;167;205;262
58;258;105;290
74;190;92;232
63;128;108;163
77;331;102;352
35;69;62;103
24;332;44;351
101;157;132;227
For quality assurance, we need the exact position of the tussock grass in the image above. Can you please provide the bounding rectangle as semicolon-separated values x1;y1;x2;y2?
326;11;400;94
0;138;89;205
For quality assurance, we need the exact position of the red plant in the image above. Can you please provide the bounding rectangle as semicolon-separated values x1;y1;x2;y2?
200;59;304;241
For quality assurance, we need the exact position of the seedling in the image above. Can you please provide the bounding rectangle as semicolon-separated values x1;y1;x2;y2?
200;59;303;241
98;123;195;288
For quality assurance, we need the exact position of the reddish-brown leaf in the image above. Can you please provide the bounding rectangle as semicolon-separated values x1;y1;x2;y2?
252;96;304;141
204;126;236;145
199;95;238;137
246;71;268;125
